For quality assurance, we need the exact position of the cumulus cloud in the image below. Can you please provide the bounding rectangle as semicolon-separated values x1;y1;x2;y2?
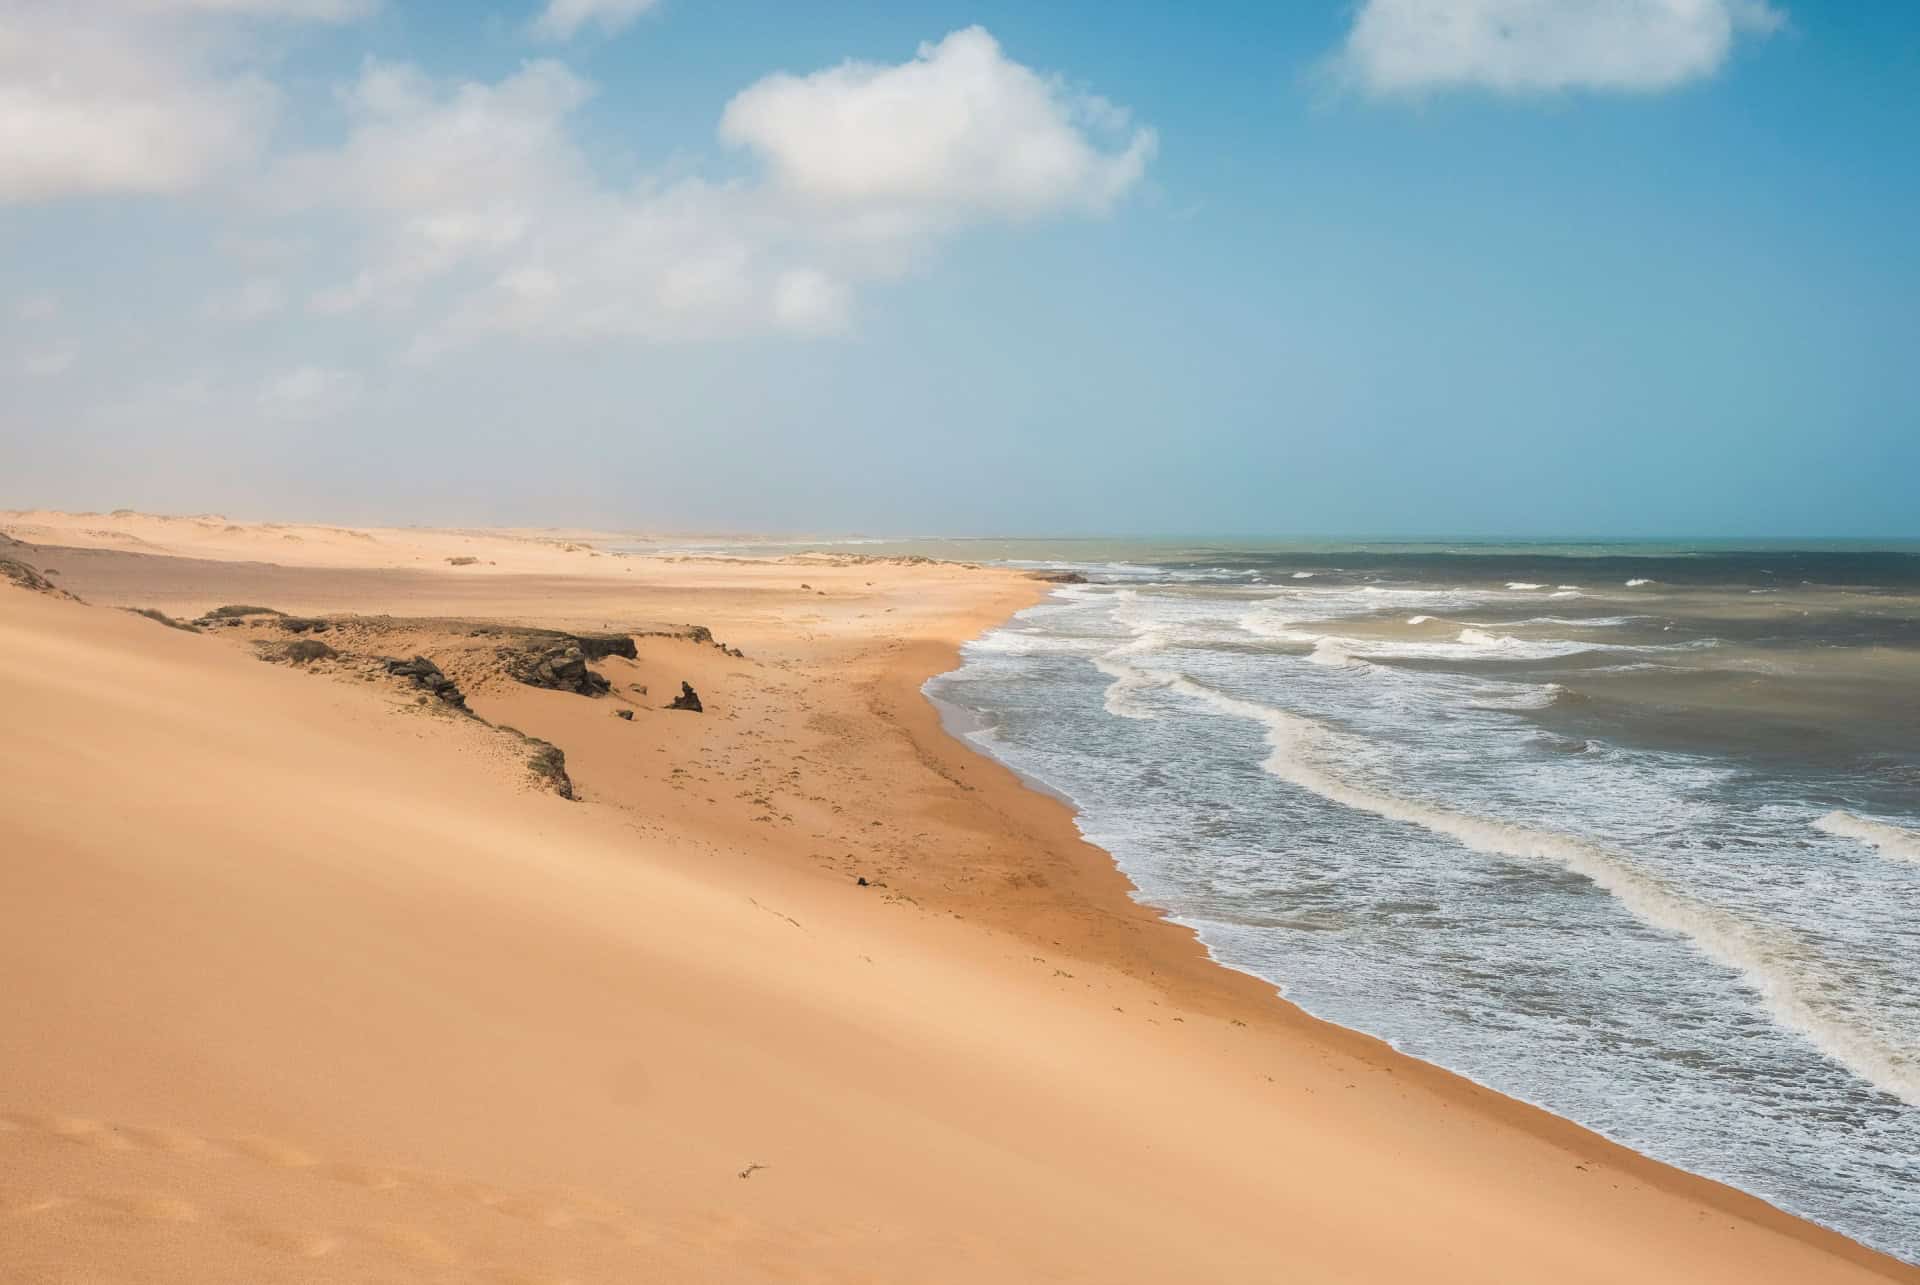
278;28;1150;350
720;27;1156;219
0;0;367;203
1338;0;1786;96
530;0;659;42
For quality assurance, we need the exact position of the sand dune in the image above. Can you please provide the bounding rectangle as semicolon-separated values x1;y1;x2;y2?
2;516;1914;1283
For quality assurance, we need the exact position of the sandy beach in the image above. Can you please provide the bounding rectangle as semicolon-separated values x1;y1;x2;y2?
2;509;1914;1285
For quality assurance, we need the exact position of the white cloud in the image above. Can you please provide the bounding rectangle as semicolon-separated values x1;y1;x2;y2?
720;27;1155;220
0;0;368;203
280;29;1151;350
530;0;659;42
16;292;60;321
1338;0;1786;96
21;348;77;377
258;364;362;418
205;277;286;321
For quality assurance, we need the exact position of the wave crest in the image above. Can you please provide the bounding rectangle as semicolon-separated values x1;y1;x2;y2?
1156;676;1920;1107
1813;812;1920;866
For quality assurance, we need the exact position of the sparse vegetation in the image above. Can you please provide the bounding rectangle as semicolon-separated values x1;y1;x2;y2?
446;555;479;566
124;607;201;633
254;638;337;664
0;558;74;598
498;726;576;800
203;604;285;619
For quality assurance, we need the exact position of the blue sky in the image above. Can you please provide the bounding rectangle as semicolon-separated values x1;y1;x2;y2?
2;0;1915;536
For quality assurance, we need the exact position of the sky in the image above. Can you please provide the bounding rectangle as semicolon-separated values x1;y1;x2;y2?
2;0;1916;537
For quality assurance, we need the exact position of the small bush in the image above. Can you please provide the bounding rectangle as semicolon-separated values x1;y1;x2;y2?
285;639;336;663
255;638;336;664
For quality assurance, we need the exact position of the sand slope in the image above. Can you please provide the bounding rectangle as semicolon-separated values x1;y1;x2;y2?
2;533;1915;1283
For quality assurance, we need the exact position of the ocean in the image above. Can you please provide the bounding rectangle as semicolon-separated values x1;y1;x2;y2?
881;538;1920;1263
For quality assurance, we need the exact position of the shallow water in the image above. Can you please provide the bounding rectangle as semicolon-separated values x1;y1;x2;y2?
908;540;1920;1263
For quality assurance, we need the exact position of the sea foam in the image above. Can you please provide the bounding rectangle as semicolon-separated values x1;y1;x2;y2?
1076;666;1920;1108
1814;812;1920;866
1155;676;1920;1107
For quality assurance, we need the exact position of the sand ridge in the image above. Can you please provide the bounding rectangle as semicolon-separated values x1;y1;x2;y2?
2;512;1915;1283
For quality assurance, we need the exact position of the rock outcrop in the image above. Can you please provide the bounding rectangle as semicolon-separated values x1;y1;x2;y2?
668;682;703;713
382;655;471;712
503;645;611;697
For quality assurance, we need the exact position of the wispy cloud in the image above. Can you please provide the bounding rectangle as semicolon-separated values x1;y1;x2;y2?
1336;0;1786;97
529;0;659;42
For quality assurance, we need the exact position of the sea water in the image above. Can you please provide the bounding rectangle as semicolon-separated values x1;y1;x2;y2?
900;539;1920;1263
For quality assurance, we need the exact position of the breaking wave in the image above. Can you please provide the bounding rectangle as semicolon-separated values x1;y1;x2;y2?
1096;664;1920;1107
1814;812;1920;866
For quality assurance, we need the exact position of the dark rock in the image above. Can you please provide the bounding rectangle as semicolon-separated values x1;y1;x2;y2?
446;555;479;566
637;624;713;646
857;876;869;887
277;616;329;633
503;644;611;696
381;654;471;712
614;708;633;721
1033;571;1088;584
571;633;637;661
668;681;703;713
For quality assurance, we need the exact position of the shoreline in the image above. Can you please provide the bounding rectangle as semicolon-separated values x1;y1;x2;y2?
911;587;1915;1278
4;509;1915;1283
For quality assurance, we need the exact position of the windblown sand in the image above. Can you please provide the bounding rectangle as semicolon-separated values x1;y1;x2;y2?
2;511;1913;1283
